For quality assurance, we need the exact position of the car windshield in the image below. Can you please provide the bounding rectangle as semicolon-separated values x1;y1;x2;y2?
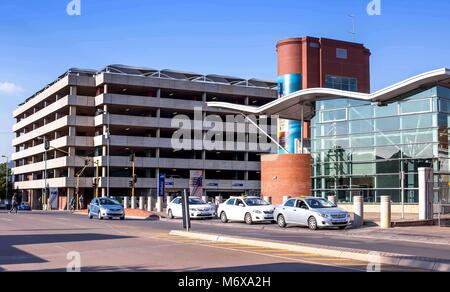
244;198;269;206
98;199;120;206
189;197;206;205
305;198;336;209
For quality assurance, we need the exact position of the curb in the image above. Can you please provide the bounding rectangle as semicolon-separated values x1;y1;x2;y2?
169;230;450;272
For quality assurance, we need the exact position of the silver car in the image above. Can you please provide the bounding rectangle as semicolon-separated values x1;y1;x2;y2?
88;198;125;220
274;197;351;230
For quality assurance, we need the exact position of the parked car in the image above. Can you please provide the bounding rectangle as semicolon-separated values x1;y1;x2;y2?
17;202;32;211
167;196;216;219
218;196;275;224
88;198;125;220
274;197;351;230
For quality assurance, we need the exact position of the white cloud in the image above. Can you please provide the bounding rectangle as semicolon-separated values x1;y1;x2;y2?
0;82;24;94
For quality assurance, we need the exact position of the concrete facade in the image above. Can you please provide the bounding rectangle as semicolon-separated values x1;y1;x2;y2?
12;65;278;209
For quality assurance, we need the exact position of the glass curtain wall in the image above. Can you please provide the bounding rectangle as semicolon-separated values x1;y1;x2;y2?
311;86;450;203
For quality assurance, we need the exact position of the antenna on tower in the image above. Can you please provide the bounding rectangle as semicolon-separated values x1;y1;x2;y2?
348;14;356;42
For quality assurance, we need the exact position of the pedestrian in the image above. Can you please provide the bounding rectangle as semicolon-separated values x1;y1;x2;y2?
9;194;18;214
79;195;85;210
69;196;76;212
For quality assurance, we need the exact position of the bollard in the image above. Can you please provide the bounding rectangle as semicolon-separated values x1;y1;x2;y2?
263;196;272;204
123;197;129;209
353;196;364;227
139;197;144;210
147;197;154;212
156;196;164;213
282;196;291;203
380;196;392;229
328;196;337;206
131;197;136;209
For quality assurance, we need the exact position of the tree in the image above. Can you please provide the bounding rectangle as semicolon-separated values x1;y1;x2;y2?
0;163;11;200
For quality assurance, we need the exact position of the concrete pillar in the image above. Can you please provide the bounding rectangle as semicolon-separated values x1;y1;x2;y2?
147;196;154;212
156;196;164;213
418;167;434;220
139;197;144;210
328;196;337;206
353;196;364;227
380;196;391;229
123;197;129;209
131;197;136;209
263;196;272;204
282;196;291;203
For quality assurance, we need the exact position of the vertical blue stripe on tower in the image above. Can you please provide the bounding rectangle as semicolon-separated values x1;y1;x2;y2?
277;74;303;154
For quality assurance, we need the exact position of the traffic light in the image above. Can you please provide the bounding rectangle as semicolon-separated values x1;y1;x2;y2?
92;178;98;188
133;174;138;184
129;152;135;162
129;180;133;188
44;139;50;151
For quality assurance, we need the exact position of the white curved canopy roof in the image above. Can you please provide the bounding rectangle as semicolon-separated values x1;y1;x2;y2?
207;68;450;120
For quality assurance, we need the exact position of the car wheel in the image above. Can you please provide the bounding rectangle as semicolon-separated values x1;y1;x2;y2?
168;209;174;219
338;226;347;230
98;211;103;220
308;216;318;230
245;213;253;225
277;214;287;228
88;210;93;219
120;216;125;221
220;212;228;223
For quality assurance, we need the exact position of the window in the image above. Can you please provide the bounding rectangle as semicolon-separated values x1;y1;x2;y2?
349;106;373;120
284;199;295;207
400;99;431;114
226;199;235;205
375;117;400;132
401;114;433;130
336;48;348;59
349;120;373;134
235;199;244;206
325;75;358;92
321;109;347;123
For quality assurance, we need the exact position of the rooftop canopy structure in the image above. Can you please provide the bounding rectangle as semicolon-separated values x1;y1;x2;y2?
207;68;450;120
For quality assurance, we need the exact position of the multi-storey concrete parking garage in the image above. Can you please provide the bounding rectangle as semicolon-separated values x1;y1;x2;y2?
12;65;277;210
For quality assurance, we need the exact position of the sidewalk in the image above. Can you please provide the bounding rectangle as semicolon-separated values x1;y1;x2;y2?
76;208;161;220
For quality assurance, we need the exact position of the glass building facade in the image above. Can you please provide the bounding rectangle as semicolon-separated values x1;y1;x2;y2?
311;85;450;203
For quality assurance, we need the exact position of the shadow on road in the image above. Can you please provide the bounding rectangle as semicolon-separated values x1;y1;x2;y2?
0;233;135;266
19;262;360;272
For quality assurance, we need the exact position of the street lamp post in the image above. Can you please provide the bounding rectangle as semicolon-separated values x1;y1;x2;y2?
1;155;8;202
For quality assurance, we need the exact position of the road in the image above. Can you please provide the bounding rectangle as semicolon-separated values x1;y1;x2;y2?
0;211;426;272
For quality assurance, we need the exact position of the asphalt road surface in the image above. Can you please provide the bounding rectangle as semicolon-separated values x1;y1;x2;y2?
0;211;426;272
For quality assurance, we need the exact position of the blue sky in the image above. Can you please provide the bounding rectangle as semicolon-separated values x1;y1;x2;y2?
0;0;449;157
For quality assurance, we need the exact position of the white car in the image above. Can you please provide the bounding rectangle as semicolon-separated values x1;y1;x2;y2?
167;196;216;219
218;196;275;224
274;197;351;230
